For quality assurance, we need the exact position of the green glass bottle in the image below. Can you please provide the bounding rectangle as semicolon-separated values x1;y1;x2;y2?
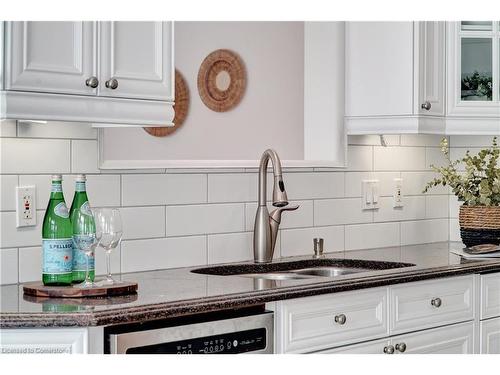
70;174;95;283
42;175;73;286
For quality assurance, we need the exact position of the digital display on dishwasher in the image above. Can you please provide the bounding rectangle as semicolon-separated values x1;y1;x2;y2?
125;328;267;354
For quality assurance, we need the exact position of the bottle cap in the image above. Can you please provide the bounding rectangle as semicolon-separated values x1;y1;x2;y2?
51;174;62;181
75;174;87;182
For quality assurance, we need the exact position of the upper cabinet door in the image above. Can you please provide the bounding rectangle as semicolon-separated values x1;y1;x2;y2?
417;22;445;116
5;21;97;95
99;22;174;101
447;21;500;117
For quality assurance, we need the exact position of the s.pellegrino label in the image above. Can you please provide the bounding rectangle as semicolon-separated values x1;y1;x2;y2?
41;176;73;286
42;238;73;273
70;175;96;283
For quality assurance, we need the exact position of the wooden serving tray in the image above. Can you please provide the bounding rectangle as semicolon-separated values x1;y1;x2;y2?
23;281;138;298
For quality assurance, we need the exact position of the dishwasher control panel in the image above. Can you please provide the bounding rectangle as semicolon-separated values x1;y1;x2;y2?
126;328;267;354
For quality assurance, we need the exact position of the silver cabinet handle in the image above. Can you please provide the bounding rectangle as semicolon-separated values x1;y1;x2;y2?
334;314;347;325
421;101;432;110
383;345;395;354
105;78;119;90
431;297;442;308
395;342;407;353
85;76;99;88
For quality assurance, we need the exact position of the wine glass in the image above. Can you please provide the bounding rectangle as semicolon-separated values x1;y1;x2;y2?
74;212;99;289
94;208;122;285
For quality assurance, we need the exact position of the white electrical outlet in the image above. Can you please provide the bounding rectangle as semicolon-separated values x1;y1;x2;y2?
16;186;37;227
393;178;403;208
362;180;380;210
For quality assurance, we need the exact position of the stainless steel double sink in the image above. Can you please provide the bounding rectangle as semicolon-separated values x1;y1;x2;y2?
192;258;415;281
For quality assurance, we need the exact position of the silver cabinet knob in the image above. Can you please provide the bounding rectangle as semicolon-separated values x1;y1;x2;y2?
421;101;432;110
105;78;119;90
85;76;99;88
334;314;347;325
383;345;395;354
395;343;407;353
431;297;442;308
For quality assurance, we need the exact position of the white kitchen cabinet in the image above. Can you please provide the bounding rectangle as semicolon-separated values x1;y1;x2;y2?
480;272;500;319
346;21;446;135
5;22;97;96
480;317;500;354
0;21;174;126
319;322;474;354
0;328;88;354
99;22;174;101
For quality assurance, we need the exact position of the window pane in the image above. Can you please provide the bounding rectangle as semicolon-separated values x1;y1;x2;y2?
461;21;493;31
461;38;493;101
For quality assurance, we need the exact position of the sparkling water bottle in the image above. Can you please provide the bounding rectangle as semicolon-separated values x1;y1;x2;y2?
42;175;73;286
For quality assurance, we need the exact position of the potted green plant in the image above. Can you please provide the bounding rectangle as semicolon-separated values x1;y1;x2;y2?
423;137;500;247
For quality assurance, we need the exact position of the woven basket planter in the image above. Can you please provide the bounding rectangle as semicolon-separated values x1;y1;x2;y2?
459;206;500;247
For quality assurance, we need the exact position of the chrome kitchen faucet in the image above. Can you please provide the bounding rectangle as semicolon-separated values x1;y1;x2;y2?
253;149;298;263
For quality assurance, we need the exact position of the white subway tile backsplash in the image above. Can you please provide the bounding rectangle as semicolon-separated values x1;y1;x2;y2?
281;226;344;257
121;236;206;273
0;120;17;137
1;138;71;174
425;195;449;219
314;198;372;226
348;135;400;146
208;232;253;264
449;219;461;242
0;211;43;248
122;174;207;206
374;196;425;222
120;206;165;240
374;146;426;171
450;135;496;148
344;172;400;198
166;203;245;237
347;145;373;171
345;222;400;251
17;121;97;139
1;248;18;285
425;147;448;169
208;173;257;203
244;200;313;231
401;172;449;195
18;246;42;283
449;195;461;218
71;140;100;174
400;134;444;147
283;172;344;199
0;175;17;211
401;219;449;245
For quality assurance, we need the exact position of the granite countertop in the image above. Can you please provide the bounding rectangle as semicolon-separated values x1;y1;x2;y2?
2;242;500;328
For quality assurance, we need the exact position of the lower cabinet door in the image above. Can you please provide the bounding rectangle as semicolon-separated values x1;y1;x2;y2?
0;328;88;354
480;317;500;354
390;322;474;354
317;338;390;354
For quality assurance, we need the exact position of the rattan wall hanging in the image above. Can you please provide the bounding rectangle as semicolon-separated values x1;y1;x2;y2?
144;69;190;137
197;49;246;112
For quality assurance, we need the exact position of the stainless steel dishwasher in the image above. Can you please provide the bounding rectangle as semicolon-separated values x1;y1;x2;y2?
105;307;273;354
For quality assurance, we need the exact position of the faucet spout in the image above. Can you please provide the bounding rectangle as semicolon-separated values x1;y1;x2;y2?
253;149;298;263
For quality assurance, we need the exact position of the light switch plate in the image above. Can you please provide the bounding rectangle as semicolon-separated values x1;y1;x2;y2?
362;180;380;210
393;178;403;208
16;186;36;227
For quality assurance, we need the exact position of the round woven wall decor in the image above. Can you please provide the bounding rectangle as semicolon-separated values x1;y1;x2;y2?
197;49;246;112
144;69;190;137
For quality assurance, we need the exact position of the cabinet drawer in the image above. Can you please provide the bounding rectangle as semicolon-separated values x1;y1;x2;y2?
391;321;474;354
278;287;389;353
481;273;500;320
390;275;474;334
318;338;390;354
